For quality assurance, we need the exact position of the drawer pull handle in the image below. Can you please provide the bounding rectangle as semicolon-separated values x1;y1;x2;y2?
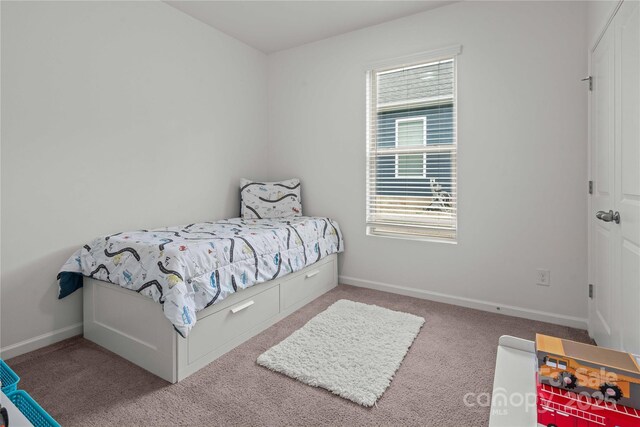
231;300;255;314
305;270;320;279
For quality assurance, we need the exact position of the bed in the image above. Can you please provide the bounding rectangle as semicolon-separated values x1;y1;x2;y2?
58;216;343;382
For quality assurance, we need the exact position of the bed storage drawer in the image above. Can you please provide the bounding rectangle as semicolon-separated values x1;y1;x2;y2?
85;254;338;383
187;285;280;364
280;256;336;311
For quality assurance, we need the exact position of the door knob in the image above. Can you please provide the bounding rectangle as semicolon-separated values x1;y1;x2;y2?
596;210;620;224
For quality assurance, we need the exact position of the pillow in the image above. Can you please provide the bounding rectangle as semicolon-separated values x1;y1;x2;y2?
240;178;302;219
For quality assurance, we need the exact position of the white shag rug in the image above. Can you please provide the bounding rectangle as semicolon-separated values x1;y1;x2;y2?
257;299;425;407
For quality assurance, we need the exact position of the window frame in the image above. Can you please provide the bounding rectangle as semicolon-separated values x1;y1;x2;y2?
394;116;427;179
365;45;461;243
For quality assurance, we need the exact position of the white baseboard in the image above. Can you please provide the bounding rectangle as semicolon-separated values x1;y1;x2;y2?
0;275;588;360
340;275;588;330
0;322;83;360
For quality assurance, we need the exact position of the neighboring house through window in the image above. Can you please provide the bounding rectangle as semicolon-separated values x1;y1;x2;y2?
395;117;426;178
366;46;459;241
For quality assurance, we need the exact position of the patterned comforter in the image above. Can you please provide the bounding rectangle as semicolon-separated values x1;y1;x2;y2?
58;216;343;337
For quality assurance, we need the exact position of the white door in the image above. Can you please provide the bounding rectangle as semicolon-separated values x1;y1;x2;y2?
590;24;617;350
589;0;640;355
615;0;640;355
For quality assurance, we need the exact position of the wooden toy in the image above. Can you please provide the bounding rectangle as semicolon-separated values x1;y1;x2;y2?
536;334;640;410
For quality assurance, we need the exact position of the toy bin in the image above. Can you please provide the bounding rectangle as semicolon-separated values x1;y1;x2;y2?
0;359;20;394
5;390;61;427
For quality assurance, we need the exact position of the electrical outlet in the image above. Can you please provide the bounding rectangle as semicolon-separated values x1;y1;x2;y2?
537;269;550;286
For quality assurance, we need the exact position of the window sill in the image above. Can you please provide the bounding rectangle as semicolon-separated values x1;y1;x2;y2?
366;228;457;245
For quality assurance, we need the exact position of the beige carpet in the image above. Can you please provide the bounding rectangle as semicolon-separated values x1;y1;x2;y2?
7;285;590;426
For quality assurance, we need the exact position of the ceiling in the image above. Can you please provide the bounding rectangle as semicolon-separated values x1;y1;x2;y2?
165;1;455;54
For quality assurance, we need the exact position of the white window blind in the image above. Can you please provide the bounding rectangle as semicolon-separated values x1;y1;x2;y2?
366;53;458;241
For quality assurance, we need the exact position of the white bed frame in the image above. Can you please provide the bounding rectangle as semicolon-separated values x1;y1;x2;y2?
83;253;338;383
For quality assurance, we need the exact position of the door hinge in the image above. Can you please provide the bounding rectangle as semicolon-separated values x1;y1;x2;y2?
582;76;592;91
589;284;594;299
589;180;593;194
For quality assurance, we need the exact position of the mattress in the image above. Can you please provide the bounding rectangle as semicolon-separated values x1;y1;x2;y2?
58;216;343;337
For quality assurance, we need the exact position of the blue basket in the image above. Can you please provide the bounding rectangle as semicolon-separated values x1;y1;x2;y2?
5;390;60;427
0;359;20;394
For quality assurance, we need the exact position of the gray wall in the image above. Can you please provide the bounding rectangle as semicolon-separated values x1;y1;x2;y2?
267;1;589;326
1;1;268;356
1;0;596;357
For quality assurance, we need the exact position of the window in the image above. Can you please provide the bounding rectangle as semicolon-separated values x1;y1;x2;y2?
558;360;567;370
366;47;459;241
546;358;558;368
395;117;426;178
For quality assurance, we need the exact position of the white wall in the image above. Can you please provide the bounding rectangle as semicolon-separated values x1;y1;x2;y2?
1;1;268;357
1;1;594;358
267;1;589;326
